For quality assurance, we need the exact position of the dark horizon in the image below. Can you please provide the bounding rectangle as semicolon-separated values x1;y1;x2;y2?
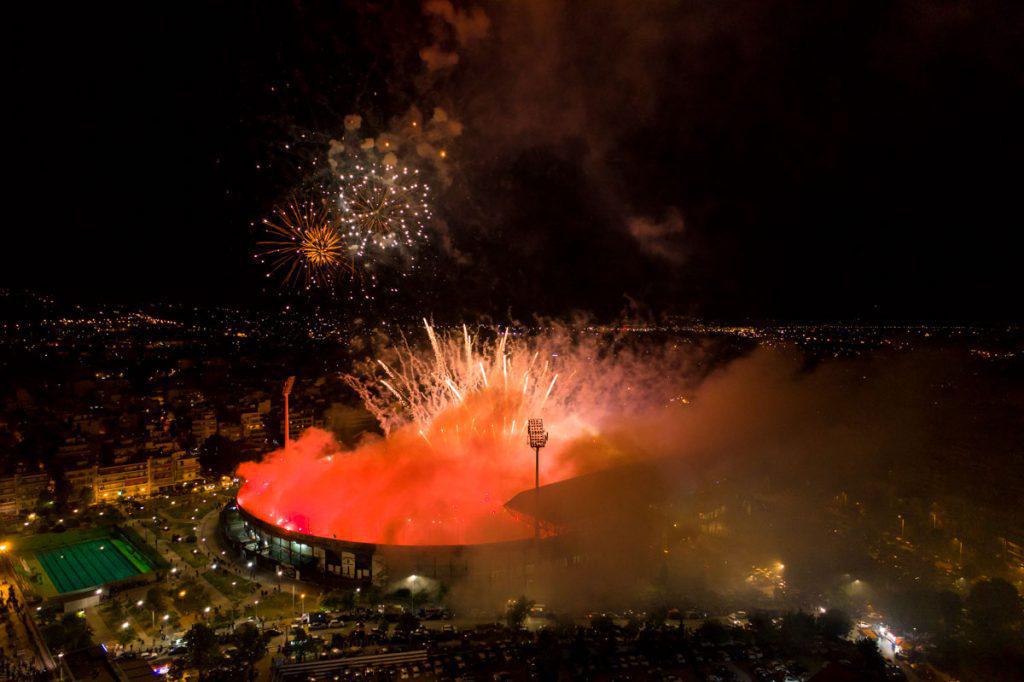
5;1;1021;322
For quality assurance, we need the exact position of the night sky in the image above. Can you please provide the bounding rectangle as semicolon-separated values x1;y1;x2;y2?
6;1;1021;320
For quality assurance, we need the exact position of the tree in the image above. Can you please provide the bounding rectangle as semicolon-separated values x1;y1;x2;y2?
506;595;534;628
41;613;93;653
966;578;1023;632
319;589;355;612
182;623;222;678
232;623;267;681
590;614;615;634
817;608;852;640
107;598;127;621
780;611;817;648
888;587;963;635
748;611;777;642
146;586;167;613
933;590;964;634
41;622;68;652
644;606;669;630
198;435;244;477
115;622;136;649
855;637;886;677
695;619;728;645
396;611;420;633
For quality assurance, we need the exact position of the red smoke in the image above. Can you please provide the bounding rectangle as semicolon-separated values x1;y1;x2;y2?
237;325;697;545
236;422;568;545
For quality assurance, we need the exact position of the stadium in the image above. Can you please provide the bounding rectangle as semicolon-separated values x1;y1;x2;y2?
10;526;168;612
219;358;709;598
220;457;702;598
221;497;540;593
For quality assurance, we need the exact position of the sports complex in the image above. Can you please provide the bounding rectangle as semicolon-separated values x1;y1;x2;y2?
10;526;166;609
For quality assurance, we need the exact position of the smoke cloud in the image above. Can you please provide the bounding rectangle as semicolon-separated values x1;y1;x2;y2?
236;322;1020;610
237;323;705;545
627;208;686;264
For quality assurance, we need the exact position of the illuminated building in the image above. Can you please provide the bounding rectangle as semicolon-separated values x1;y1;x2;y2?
0;472;51;515
67;451;202;502
191;411;218;441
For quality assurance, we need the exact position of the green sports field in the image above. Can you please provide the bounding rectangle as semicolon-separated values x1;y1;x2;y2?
36;538;153;594
15;526;164;597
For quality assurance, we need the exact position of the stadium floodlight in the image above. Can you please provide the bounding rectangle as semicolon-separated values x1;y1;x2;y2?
527;419;549;540
283;376;296;446
528;419;548;450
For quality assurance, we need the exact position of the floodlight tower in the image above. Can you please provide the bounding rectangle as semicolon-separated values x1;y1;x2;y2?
282;376;296;447
527;418;549;540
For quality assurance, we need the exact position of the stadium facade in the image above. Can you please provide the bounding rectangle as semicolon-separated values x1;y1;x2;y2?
221;503;544;592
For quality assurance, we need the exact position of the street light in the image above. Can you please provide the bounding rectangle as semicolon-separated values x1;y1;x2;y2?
406;575;420;612
527;419;548;540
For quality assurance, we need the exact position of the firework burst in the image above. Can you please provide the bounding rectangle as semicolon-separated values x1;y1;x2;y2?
256;198;356;290
337;160;431;254
345;320;563;442
238;321;699;544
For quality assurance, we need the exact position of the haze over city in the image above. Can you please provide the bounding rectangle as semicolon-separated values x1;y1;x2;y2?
1;2;1022;682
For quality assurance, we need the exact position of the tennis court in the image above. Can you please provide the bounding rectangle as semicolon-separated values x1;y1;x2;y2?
34;536;154;594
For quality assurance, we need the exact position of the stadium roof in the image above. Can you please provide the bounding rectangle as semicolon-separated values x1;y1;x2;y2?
504;457;697;528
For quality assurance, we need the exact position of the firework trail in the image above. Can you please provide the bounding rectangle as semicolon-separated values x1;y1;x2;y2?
345;320;563;443
237;321;700;544
256;197;356;290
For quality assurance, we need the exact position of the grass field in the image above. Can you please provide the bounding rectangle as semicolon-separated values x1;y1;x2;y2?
203;570;256;602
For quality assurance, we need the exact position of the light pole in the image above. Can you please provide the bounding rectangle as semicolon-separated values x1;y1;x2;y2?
406;575;419;612
282;376;295;447
527;419;549;541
